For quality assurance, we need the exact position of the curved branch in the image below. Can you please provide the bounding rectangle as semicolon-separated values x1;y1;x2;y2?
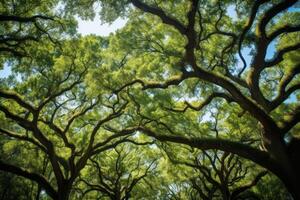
167;92;234;113
0;128;46;152
258;0;298;37
0;90;36;113
38;79;82;110
136;127;283;177
265;43;300;68
125;160;155;196
92;138;132;156
79;178;112;196
39;119;75;150
62;100;99;135
0;36;39;43
0;105;33;130
0;47;24;57
114;73;188;93
237;0;270;77
231;171;268;199
92;129;133;151
0;160;57;199
268;24;300;41
143;73;188;89
130;0;187;35
280;105;300;133
271;82;300;110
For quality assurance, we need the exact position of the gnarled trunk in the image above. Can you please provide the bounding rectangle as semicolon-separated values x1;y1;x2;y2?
57;182;72;200
282;137;300;200
265;134;300;199
277;168;300;200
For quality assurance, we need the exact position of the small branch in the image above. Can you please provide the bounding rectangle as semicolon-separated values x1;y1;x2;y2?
166;92;234;113
231;171;268;198
279;105;300;133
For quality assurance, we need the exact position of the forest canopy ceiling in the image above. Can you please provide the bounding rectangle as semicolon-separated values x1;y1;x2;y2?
0;0;299;200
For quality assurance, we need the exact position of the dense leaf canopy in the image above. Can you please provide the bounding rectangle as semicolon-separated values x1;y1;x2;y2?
0;0;299;199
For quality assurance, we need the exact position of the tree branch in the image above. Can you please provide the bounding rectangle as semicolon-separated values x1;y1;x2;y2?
258;0;298;37
0;128;46;152
237;0;270;77
265;43;300;68
0;90;36;113
136;126;283;177
130;0;187;35
166;92;234;113
231;171;268;199
268;24;300;41
0;160;57;199
279;105;300;133
0;14;54;22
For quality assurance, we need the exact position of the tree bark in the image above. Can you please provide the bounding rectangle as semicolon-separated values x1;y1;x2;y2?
265;134;300;200
57;182;72;200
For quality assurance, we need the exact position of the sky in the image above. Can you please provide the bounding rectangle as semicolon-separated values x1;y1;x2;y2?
0;64;10;78
76;16;127;36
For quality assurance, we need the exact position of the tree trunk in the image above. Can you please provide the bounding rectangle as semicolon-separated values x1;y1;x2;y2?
57;183;72;200
281;151;300;200
265;134;300;200
57;190;71;200
278;170;300;200
220;186;230;200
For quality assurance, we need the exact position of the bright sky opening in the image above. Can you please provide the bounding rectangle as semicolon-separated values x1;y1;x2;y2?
77;16;127;36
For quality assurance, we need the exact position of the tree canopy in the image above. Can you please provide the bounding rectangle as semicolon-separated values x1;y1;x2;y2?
0;0;299;200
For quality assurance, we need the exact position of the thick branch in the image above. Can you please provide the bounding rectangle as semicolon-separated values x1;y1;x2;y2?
0;90;36;113
0;47;23;56
0;160;57;199
265;43;300;67
0;36;39;43
272;90;300;114
0;105;33;130
136;127;283;177
268;24;300;41
130;0;187;35
258;0;298;37
0;128;46;152
237;0;270;76
0;14;54;22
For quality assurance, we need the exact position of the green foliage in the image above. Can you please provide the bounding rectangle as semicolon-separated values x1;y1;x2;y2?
0;0;299;199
